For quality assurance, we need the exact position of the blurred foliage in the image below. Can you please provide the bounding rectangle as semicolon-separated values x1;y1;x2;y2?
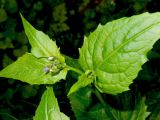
0;0;160;119
50;3;69;33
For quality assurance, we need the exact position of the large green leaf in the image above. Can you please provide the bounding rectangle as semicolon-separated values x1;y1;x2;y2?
79;12;160;94
69;87;92;120
20;14;64;63
0;53;67;84
34;87;69;120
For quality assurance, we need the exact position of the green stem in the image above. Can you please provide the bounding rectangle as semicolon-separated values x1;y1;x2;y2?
0;113;18;120
93;89;115;120
66;65;83;75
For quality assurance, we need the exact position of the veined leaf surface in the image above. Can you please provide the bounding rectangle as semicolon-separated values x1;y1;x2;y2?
20;14;64;63
79;12;160;94
34;87;69;120
0;53;67;84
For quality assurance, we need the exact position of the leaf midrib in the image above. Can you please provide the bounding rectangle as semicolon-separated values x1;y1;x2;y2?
99;20;160;68
27;28;52;56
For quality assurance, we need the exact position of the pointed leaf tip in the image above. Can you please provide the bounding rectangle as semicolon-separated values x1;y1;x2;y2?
20;14;64;61
34;87;69;120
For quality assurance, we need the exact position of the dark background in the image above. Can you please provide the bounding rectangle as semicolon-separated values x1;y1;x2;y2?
0;0;160;119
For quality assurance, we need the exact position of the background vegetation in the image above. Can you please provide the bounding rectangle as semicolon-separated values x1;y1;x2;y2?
0;0;160;119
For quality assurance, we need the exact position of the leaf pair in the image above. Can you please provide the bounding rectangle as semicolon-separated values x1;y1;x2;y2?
0;14;67;85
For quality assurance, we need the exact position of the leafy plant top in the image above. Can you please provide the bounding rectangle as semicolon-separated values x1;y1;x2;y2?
1;12;160;120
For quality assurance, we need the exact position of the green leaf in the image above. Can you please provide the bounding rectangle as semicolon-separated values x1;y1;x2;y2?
146;89;160;120
21;85;39;99
88;97;149;120
34;87;69;120
5;0;18;13
148;107;160;120
69;87;92;120
88;104;111;120
20;14;64;63
0;53;67;84
69;87;149;120
79;12;160;94
68;70;94;95
0;8;8;23
2;54;13;68
112;97;150;120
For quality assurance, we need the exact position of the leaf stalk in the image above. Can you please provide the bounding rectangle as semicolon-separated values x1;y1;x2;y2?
93;89;115;120
66;65;84;75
